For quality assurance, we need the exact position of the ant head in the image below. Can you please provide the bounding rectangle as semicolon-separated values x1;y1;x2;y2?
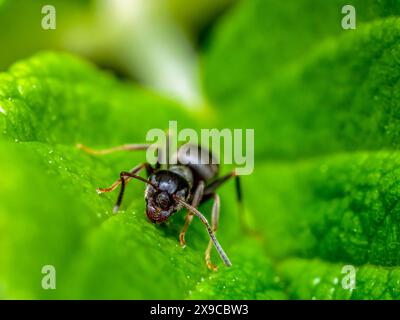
145;171;189;224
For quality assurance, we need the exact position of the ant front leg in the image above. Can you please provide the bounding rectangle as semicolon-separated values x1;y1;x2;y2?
97;162;153;194
179;181;205;247
113;169;150;213
205;193;220;271
94;162;153;213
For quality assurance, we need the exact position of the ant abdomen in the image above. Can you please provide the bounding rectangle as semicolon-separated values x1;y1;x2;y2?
177;144;219;182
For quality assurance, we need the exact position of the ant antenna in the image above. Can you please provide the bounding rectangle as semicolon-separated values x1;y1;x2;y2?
113;172;159;213
165;129;172;170
173;196;232;267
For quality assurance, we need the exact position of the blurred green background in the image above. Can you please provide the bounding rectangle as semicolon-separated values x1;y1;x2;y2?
1;0;400;299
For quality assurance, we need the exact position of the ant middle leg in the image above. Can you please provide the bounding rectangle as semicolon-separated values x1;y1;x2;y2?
179;180;205;247
203;170;253;234
203;170;241;198
205;193;220;271
204;170;262;239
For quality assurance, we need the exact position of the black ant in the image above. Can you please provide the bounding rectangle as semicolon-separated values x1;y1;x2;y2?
77;137;242;271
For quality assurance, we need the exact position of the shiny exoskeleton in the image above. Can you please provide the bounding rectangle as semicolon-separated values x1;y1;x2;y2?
77;142;242;270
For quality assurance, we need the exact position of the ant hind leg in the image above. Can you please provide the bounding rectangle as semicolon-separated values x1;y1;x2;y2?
77;143;150;155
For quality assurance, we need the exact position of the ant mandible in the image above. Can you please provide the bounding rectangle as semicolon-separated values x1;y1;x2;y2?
77;136;242;271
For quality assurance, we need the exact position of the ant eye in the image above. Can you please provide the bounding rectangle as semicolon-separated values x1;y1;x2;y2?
157;192;170;209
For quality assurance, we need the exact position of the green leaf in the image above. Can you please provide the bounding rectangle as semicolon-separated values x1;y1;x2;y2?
246;151;400;264
188;240;286;300
3;0;400;300
0;52;283;299
203;0;400;299
205;3;400;159
205;0;400;107
277;258;400;299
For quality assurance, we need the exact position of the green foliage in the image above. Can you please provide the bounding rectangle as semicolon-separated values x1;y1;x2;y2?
0;52;281;299
245;151;400;264
205;2;400;159
277;258;400;299
201;0;400;299
1;0;400;300
0;0;91;71
205;0;400;107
